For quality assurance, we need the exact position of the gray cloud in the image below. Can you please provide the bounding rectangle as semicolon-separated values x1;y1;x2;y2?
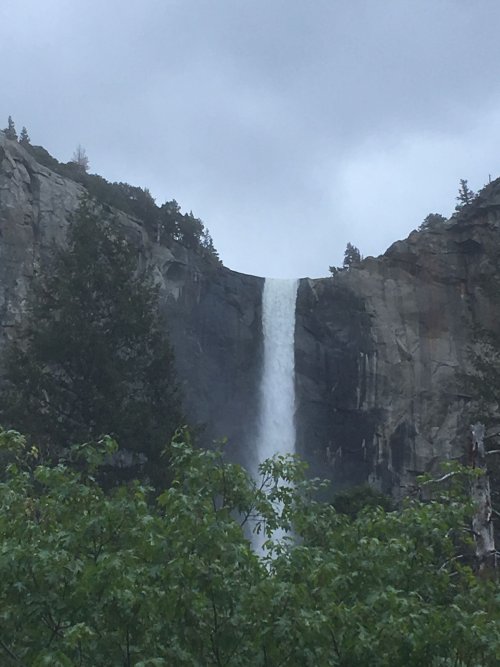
3;0;500;277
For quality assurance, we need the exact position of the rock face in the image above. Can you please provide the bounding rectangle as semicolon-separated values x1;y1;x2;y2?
0;133;263;467
2;131;500;496
296;197;500;495
163;262;263;469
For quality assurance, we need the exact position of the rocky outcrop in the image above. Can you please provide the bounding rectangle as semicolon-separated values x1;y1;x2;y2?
0;134;83;339
2;130;500;496
295;194;500;496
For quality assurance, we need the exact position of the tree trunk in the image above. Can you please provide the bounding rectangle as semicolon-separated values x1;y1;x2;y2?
470;423;497;573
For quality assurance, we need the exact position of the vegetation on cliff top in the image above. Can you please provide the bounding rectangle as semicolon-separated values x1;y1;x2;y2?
2;117;220;266
329;241;362;276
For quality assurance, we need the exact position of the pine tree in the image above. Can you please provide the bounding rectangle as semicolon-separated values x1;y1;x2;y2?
329;242;362;276
456;179;475;210
343;242;361;269
4;115;18;141
19;126;30;146
0;196;183;484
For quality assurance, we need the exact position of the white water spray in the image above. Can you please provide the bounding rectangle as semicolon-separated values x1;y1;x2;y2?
252;278;299;549
256;278;298;462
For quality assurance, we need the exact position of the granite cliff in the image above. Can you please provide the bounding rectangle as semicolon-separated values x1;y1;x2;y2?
1;131;499;495
0;132;263;470
296;196;500;495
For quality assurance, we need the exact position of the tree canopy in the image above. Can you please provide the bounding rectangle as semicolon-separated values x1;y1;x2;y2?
0;428;498;666
0;197;183;484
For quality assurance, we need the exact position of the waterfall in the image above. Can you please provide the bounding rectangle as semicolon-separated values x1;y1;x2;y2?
252;278;298;550
256;278;298;463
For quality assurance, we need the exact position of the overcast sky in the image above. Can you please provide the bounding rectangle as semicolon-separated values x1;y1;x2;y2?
2;1;500;278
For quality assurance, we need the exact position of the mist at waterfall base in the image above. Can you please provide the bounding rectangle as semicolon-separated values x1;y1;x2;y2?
251;278;299;552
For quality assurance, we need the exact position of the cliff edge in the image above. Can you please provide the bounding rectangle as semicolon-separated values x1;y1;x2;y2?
2;131;499;495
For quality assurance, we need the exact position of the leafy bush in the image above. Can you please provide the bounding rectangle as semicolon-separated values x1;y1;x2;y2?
0;428;498;666
332;483;394;519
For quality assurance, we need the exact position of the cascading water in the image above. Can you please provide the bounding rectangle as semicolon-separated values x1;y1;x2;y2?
252;278;299;550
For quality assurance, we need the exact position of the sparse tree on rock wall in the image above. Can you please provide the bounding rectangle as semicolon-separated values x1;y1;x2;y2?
343;241;361;268
19;126;30;146
419;212;446;231
456;179;476;210
329;241;362;276
72;143;89;172
3;115;17;141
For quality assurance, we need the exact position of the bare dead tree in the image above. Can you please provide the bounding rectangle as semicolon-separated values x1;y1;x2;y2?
72;144;89;172
419;423;497;575
470;423;497;573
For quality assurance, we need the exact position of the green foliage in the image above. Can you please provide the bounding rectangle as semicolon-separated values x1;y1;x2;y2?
0;428;499;666
329;242;362;276
158;200;202;247
155;201;221;263
201;227;218;257
24;143;62;171
456;179;476;210
85;179;158;229
19;125;30;146
343;242;361;268
332;483;394;519
419;212;447;231
22;142;221;264
3;115;18;141
0;197;182;485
